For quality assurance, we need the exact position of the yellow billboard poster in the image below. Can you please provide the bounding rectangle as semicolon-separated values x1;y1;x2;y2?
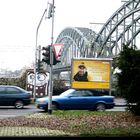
71;58;112;89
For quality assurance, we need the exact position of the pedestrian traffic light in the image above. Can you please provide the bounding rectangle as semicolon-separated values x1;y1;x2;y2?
42;45;50;65
36;60;44;73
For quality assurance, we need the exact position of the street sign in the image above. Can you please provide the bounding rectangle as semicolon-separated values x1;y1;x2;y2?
53;43;64;59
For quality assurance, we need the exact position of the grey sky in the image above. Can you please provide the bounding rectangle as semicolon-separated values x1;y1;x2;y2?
0;0;122;71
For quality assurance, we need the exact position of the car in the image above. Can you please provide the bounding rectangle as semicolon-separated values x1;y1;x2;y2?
36;89;115;111
0;85;32;109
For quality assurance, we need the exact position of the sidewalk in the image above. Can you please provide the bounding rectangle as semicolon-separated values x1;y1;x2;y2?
0;127;75;137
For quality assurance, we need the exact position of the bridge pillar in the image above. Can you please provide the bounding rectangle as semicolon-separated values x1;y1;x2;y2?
53;72;61;80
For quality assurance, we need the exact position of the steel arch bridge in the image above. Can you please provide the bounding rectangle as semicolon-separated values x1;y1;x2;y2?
53;0;140;72
54;27;97;70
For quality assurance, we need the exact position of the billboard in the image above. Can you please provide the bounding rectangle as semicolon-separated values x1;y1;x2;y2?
71;58;112;89
26;69;49;97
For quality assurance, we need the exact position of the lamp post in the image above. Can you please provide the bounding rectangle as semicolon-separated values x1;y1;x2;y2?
34;7;48;101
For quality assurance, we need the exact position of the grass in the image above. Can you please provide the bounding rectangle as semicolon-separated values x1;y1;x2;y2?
43;110;118;116
80;128;140;137
27;110;140;137
0;110;140;137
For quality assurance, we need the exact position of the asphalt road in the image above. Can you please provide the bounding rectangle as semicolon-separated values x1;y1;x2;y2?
0;104;127;119
0;104;40;119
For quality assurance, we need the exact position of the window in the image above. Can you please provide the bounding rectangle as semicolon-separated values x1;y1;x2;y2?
89;90;104;96
71;90;93;97
0;87;5;94
83;90;93;96
71;90;82;97
6;87;21;94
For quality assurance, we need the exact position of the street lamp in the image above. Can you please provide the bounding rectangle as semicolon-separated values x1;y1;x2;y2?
34;0;55;115
34;5;48;101
34;1;55;115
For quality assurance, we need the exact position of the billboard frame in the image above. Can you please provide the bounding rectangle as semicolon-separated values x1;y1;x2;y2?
71;58;113;95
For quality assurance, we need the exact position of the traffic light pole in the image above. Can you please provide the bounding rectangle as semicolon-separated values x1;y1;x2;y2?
48;0;55;115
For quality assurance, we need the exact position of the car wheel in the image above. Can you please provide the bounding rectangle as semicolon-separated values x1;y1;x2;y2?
14;101;24;109
52;102;58;110
96;103;106;111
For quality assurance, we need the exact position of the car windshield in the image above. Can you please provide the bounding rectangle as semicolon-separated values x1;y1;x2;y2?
59;89;75;97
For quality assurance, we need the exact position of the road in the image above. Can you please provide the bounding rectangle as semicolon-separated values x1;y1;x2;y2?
106;106;127;112
0;104;40;119
0;104;127;119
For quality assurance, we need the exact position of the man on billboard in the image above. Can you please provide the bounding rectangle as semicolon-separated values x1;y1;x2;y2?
73;62;89;82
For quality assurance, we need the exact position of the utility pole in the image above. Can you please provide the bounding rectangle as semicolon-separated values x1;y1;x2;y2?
48;0;55;115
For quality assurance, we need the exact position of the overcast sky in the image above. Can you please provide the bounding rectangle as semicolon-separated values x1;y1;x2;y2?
0;0;122;71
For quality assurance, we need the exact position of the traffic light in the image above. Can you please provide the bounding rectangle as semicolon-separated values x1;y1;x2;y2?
36;60;44;73
42;45;61;65
47;3;53;19
42;45;50;65
47;3;55;19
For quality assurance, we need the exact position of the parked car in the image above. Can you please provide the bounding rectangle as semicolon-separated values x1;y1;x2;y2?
0;85;32;109
36;89;115;111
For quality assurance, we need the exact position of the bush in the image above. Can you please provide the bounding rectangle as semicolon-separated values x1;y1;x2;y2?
53;80;69;96
116;44;140;115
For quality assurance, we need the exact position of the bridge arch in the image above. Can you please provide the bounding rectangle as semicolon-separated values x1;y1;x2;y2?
54;27;98;68
92;0;140;58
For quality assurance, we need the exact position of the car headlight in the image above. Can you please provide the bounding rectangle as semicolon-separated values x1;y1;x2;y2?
36;99;47;104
